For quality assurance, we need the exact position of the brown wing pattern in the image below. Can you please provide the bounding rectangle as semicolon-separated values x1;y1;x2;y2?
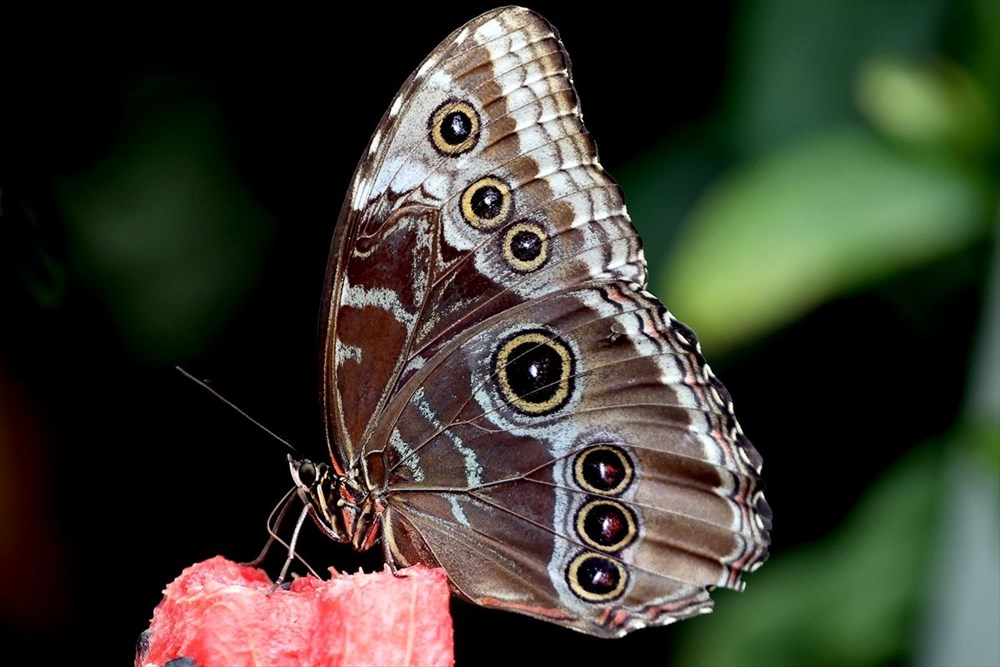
320;7;770;636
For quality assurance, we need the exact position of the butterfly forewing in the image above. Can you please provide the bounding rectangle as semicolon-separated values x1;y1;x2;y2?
320;7;642;461
316;6;770;637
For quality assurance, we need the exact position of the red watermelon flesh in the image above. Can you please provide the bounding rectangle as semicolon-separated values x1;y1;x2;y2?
137;556;454;667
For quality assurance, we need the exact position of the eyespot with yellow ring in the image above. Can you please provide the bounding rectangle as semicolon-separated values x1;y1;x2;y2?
502;221;549;273
566;551;629;602
574;499;638;552
574;445;634;496
429;100;480;156
461;177;512;229
493;329;574;415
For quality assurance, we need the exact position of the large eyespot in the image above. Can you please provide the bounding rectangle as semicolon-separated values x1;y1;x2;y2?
502;221;549;273
574;445;634;496
575;499;638;552
566;552;629;602
429;100;480;156
461;177;512;229
493;329;574;415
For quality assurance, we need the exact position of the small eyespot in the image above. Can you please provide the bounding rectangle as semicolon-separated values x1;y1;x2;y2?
566;551;629;602
429;100;480;156
574;445;634;496
575;499;638;552
461;177;512;229
502;221;549;272
493;329;574;415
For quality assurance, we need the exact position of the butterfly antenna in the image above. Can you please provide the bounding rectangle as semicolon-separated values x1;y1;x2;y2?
176;366;299;456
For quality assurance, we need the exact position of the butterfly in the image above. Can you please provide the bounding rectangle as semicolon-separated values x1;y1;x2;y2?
287;6;771;638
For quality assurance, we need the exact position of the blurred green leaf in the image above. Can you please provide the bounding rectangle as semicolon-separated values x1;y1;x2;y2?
918;232;1000;665
856;56;997;152
963;0;1000;112
728;0;950;153
57;81;273;364
659;128;989;352
965;226;1000;473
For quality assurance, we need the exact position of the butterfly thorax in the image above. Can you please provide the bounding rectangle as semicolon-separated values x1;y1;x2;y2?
288;455;382;552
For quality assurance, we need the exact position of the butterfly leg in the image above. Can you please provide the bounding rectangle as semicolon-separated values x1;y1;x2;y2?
271;501;319;589
382;537;409;578
247;487;297;567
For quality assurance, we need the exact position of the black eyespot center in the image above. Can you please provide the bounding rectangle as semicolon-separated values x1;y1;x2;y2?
441;110;472;144
472;185;503;219
511;228;542;260
507;341;558;398
580;556;620;591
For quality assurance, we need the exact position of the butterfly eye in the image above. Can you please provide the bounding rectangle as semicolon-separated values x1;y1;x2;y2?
575;499;638;552
460;177;512;229
502;222;549;272
430;100;480;155
574;445;634;496
297;461;317;487
493;329;574;415
566;552;629;602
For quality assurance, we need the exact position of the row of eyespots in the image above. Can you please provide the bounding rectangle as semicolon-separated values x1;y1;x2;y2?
463;177;551;274
566;445;638;602
488;330;637;602
431;99;633;602
429;99;551;274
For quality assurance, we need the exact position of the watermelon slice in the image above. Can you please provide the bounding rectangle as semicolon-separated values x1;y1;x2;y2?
136;556;454;667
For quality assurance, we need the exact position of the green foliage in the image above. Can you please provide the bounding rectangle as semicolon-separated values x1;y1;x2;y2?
661;128;987;351
57;85;274;363
622;1;999;665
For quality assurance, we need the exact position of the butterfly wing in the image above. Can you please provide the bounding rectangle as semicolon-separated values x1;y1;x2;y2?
380;284;771;637
320;6;770;637
320;6;642;465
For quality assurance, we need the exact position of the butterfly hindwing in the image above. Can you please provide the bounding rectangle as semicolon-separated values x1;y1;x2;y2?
380;282;768;636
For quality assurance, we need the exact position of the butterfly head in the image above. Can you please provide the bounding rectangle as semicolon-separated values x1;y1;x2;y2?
287;454;382;551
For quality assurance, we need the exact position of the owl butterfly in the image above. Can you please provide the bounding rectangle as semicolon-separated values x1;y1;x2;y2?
289;5;771;637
